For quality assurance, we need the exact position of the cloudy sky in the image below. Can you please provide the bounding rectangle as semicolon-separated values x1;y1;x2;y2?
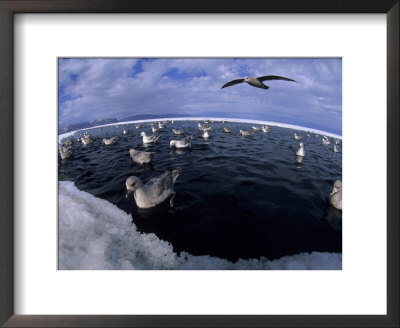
58;58;342;135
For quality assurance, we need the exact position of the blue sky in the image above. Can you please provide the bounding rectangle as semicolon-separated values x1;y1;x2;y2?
58;58;342;135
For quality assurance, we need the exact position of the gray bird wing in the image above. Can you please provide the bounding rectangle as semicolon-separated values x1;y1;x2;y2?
257;75;297;83
135;151;153;161
146;171;173;197
181;135;192;143
221;78;245;89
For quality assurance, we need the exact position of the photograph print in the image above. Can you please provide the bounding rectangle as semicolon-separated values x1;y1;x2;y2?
58;58;342;270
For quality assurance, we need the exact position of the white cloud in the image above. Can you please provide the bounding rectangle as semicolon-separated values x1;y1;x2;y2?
59;58;342;134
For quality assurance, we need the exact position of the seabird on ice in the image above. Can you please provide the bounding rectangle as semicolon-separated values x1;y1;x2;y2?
221;75;296;90
125;168;182;208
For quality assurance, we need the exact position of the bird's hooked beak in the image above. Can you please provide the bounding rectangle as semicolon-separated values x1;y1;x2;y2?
125;189;132;199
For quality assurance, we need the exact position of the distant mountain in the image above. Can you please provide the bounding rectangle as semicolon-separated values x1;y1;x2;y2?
59;114;196;134
118;113;194;122
58;118;118;134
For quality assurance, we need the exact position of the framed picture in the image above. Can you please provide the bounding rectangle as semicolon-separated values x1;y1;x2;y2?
58;56;343;271
0;1;398;327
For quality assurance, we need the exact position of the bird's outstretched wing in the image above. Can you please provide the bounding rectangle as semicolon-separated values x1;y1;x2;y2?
221;78;245;89
257;75;297;83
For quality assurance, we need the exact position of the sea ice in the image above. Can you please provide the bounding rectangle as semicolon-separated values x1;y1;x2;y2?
59;181;342;270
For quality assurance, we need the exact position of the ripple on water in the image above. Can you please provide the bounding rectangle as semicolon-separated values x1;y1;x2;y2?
59;120;342;262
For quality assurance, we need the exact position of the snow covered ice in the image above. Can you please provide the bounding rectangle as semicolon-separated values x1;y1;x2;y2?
59;181;342;270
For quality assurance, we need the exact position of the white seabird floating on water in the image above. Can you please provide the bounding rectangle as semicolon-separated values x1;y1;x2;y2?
125;168;182;208
322;136;331;145
198;123;211;132
240;129;253;136
80;136;93;145
129;148;154;164
169;135;192;149
294;133;302;141
261;125;271;133
102;136;118;145
140;132;160;144
329;180;342;210
296;142;305;157
59;144;73;160
172;128;185;136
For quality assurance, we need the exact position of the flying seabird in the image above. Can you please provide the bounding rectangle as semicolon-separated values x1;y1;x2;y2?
221;75;296;90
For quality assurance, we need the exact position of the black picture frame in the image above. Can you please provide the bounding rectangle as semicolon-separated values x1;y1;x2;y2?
0;1;398;327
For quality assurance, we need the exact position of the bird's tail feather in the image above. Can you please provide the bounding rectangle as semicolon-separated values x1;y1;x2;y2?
171;168;182;183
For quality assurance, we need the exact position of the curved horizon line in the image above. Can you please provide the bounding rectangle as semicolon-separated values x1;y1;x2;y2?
59;117;342;143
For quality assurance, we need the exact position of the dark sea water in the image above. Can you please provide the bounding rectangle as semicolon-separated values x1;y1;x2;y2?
58;120;342;262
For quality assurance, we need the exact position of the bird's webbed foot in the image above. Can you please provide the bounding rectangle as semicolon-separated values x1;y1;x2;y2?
170;193;176;207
